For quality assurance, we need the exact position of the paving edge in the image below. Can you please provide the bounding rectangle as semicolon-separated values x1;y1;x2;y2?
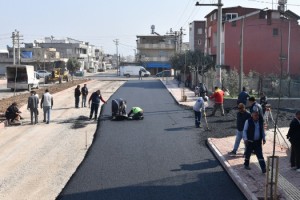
207;138;258;200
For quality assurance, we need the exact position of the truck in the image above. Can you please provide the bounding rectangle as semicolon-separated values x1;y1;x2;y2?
119;66;151;77
6;65;39;91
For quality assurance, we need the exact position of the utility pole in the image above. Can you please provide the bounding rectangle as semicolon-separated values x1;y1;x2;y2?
196;1;223;88
113;39;119;75
12;32;16;65
179;27;185;54
15;30;23;65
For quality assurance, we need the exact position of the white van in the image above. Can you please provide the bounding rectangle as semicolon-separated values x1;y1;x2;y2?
119;66;151;77
6;65;39;91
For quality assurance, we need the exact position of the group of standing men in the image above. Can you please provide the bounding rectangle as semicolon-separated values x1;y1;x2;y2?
229;87;300;173
27;89;53;124
74;84;107;120
227;87;269;173
6;83;107;125
5;89;53;125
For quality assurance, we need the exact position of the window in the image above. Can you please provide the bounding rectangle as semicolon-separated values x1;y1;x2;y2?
273;28;279;36
197;28;203;34
225;13;238;21
198;40;201;45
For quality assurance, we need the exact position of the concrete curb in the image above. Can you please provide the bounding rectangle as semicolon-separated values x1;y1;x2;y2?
207;138;258;200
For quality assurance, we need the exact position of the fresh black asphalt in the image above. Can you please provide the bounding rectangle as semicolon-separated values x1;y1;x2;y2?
57;80;246;200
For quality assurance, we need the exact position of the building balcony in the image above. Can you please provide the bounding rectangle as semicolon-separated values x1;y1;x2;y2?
137;43;175;50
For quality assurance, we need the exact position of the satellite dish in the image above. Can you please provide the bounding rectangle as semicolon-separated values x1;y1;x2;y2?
151;25;155;34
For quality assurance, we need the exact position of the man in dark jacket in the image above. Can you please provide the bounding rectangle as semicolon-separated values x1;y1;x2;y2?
259;92;268;115
88;90;106;120
229;103;251;155
243;111;266;173
27;91;39;124
237;87;250;106
81;84;88;107
5;102;22;123
74;85;81;108
287;111;300;171
249;96;264;123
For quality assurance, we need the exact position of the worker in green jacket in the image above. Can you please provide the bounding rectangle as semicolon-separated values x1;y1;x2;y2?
128;107;144;120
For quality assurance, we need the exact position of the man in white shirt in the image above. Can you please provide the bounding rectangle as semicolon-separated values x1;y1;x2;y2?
193;96;207;128
41;89;53;124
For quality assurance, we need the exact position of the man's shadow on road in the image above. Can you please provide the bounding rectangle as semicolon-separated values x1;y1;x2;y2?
171;159;219;172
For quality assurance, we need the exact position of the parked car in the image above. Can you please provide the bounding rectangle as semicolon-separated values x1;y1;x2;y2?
36;70;51;78
156;70;171;77
74;70;85;77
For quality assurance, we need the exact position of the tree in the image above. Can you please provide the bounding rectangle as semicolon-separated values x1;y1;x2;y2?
170;50;213;75
67;58;81;74
221;68;249;96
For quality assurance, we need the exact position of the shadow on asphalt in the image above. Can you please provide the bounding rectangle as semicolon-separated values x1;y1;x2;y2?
56;171;245;200
170;159;219;171
164;126;195;132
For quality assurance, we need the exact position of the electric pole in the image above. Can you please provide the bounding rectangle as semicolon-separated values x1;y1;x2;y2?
15;30;23;65
12;32;16;65
179;27;185;53
113;39;119;75
196;0;223;88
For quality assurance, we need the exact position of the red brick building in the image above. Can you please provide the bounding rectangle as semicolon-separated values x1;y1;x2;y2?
205;6;300;77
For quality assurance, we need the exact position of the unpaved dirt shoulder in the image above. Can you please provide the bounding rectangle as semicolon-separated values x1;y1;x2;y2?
0;80;126;200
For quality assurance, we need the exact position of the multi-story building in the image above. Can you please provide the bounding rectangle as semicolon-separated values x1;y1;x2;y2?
136;32;178;75
0;37;99;75
205;6;300;76
189;21;206;52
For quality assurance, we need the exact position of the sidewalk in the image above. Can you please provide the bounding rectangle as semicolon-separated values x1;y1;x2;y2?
162;78;300;200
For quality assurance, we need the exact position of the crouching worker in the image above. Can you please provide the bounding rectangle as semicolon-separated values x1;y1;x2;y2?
112;98;127;120
128;107;144;120
5;102;23;124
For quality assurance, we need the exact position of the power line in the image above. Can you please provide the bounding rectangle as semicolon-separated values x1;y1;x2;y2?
181;5;199;28
247;0;300;7
174;0;195;28
118;42;135;48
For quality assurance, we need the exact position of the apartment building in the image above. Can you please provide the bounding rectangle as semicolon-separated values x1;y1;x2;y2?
205;6;300;76
189;21;206;52
136;34;177;75
0;37;100;75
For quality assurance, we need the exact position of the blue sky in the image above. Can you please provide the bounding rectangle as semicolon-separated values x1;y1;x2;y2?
1;0;300;56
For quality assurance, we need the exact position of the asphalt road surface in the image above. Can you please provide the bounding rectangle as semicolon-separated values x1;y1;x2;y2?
57;80;246;200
